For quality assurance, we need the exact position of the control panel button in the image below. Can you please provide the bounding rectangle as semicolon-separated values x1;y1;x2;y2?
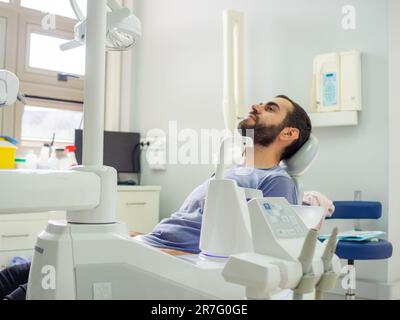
281;216;290;223
269;216;279;223
287;230;297;237
290;216;298;224
277;229;286;237
263;203;272;210
295;226;304;234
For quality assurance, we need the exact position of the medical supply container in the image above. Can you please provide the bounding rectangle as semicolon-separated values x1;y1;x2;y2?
25;150;39;169
65;145;78;167
38;144;51;169
0;138;17;169
48;148;69;170
15;158;27;169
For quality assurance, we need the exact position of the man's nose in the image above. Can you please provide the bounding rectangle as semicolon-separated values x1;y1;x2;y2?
251;104;263;113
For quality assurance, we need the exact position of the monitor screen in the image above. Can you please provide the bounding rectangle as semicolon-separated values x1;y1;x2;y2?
74;129;141;173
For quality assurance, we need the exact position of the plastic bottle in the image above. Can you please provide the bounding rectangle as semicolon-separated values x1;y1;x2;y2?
38;144;51;169
65;145;78;168
55;148;69;170
48;149;59;170
25;150;38;169
15;158;27;169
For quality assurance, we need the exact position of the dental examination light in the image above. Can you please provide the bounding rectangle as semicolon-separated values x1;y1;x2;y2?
61;0;142;51
0;70;26;107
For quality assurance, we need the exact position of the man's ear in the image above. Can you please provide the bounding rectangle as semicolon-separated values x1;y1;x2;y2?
281;127;300;142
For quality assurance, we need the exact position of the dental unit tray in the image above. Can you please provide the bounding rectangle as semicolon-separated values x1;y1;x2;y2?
319;230;385;242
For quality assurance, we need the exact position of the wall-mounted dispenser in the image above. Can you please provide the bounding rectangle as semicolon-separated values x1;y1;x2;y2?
311;50;362;113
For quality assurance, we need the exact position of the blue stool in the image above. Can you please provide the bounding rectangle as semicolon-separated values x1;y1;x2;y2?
327;201;393;300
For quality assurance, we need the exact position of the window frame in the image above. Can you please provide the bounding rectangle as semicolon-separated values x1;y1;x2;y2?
17;8;84;90
19;0;87;21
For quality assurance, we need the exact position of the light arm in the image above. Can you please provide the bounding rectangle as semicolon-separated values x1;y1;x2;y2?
0;170;100;214
69;0;85;21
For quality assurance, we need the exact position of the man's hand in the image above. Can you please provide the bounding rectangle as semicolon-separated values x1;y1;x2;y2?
128;231;190;256
129;231;144;237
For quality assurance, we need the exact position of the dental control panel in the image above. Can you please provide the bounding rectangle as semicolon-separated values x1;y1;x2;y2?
261;198;309;239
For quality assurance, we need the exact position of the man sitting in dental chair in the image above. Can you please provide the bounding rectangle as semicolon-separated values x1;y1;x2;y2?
135;95;312;255
0;95;311;300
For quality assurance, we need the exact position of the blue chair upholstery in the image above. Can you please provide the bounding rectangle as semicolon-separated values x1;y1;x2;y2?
335;240;393;261
328;201;392;262
328;201;382;220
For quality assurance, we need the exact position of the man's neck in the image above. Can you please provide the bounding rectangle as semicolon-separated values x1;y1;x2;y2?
245;145;281;169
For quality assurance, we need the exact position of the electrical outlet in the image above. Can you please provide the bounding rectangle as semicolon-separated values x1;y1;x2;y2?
141;135;166;149
142;135;167;171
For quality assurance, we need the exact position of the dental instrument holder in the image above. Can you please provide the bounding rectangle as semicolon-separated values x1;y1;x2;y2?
222;198;342;299
293;227;340;300
315;227;340;300
292;229;320;299
200;135;258;258
221;136;339;299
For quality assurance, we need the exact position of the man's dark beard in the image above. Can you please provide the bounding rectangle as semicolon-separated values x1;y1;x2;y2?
238;116;287;148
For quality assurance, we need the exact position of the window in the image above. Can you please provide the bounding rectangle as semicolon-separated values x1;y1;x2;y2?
20;0;87;20
0;0;85;147
17;13;85;91
21;105;83;143
29;33;85;76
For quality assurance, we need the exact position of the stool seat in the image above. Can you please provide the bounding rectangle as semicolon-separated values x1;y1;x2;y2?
335;239;393;261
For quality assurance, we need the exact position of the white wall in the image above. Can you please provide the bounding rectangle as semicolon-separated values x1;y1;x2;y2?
132;0;393;294
388;0;400;286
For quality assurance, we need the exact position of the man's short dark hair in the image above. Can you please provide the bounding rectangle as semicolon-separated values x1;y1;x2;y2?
276;95;312;161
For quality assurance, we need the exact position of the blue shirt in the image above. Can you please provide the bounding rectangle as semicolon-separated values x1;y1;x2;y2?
139;166;297;253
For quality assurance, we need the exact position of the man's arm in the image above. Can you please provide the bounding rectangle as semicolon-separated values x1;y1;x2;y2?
258;176;297;205
129;232;190;256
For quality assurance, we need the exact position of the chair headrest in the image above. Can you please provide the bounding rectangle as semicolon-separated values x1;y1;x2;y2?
280;134;319;177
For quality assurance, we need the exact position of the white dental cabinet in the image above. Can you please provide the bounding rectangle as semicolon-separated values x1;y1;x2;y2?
0;185;161;269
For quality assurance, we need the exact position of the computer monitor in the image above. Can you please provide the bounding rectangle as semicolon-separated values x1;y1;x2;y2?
74;129;141;173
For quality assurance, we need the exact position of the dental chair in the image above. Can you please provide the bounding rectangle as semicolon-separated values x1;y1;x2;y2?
280;135;320;205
